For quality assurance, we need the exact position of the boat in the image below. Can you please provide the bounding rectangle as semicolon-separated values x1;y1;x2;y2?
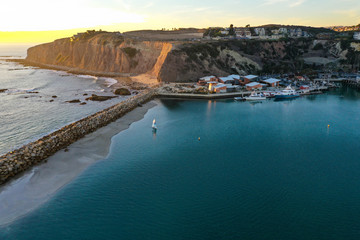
262;91;277;98
274;86;300;99
234;96;245;101
244;92;266;101
152;119;157;130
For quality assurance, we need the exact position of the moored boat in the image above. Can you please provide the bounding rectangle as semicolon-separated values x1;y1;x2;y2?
275;86;300;99
234;97;245;101
262;91;277;98
244;92;266;101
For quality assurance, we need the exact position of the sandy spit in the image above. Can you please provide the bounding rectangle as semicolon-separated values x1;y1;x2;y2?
0;100;158;226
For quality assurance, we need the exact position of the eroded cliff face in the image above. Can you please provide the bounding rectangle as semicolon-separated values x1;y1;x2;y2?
26;33;173;77
26;33;263;82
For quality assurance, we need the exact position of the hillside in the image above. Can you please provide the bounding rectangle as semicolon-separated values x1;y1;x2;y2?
25;30;360;83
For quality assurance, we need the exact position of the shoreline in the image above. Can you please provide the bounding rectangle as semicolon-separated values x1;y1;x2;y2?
0;100;158;226
0;89;157;185
7;59;134;78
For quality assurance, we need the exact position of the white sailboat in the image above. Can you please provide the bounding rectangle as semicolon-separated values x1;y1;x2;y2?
152;119;157;130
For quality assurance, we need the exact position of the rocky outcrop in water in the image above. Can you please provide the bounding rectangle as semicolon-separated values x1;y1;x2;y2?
114;88;131;95
85;94;116;101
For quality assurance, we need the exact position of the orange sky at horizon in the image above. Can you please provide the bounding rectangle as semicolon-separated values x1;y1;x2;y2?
1;0;359;44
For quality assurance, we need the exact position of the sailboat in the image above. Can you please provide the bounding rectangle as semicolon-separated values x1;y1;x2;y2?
152;119;157;130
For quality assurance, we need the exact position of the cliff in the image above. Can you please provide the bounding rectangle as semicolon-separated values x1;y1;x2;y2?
26;32;172;78
26;31;360;83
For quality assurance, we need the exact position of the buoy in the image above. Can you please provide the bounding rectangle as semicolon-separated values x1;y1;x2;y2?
327;124;330;128
198;137;200;141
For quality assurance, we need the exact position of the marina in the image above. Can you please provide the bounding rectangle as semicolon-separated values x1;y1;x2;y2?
2;87;360;239
1;0;360;238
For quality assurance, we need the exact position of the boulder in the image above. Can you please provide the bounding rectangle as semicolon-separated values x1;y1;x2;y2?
66;99;81;103
85;94;116;102
114;88;131;95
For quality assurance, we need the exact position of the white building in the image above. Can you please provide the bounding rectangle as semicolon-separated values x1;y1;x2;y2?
254;28;266;36
279;28;288;34
354;32;360;40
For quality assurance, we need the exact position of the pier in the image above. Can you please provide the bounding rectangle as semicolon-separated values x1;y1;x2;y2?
157;92;252;99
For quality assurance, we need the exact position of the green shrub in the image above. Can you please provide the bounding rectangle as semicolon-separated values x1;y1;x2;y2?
123;47;138;58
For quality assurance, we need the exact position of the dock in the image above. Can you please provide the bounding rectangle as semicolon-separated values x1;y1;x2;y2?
343;79;360;90
157;86;329;100
157;92;252;99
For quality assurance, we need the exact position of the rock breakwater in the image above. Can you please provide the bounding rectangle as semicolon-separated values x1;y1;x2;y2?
0;89;157;185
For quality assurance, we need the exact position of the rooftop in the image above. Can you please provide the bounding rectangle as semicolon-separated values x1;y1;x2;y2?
244;75;258;79
246;82;261;87
263;78;281;84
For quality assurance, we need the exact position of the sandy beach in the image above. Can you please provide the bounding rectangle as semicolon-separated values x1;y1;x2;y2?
0;100;158;226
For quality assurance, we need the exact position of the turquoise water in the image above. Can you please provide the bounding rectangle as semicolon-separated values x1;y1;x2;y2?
2;87;360;239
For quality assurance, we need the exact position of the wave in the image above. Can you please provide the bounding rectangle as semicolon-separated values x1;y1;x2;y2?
77;75;99;80
84;88;105;93
101;78;118;87
5;88;39;95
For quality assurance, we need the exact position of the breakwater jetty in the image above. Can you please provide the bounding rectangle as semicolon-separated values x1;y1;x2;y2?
0;89;157;185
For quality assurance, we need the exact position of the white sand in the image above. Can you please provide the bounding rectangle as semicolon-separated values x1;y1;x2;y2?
0;100;158;226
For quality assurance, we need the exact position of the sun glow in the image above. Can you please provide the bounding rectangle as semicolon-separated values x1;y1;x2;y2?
0;0;145;32
0;0;359;43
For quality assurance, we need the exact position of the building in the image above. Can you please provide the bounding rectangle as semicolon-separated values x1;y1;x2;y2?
254;28;266;36
239;75;259;85
198;76;217;86
296;28;303;37
295;76;306;81
227;75;241;80
262;78;281;87
235;28;252;39
354;32;360;40
218;77;235;84
226;85;237;93
244;75;259;82
212;84;227;93
279;28;288;34
245;82;262;91
271;29;280;35
220;30;229;35
208;81;219;92
227;75;241;85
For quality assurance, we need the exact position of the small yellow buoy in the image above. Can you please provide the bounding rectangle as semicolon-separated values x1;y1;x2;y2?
327;124;330;128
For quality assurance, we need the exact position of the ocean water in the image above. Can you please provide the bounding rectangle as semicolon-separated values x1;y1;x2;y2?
0;44;125;154
1;87;360;239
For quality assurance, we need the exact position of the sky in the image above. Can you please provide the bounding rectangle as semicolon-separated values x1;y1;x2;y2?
0;0;359;43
